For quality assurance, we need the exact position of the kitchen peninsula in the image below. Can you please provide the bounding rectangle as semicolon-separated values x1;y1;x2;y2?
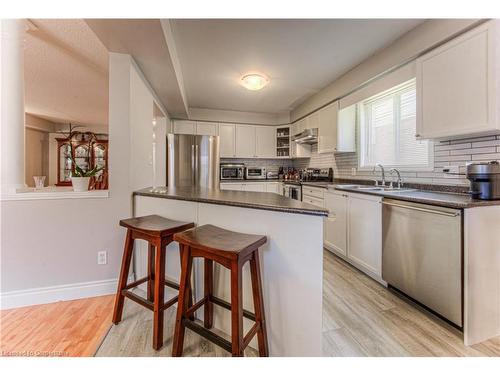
133;186;328;356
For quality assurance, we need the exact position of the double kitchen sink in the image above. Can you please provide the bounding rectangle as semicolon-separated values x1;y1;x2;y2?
333;184;417;194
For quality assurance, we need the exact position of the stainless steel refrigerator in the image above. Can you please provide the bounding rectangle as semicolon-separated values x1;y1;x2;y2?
166;133;220;189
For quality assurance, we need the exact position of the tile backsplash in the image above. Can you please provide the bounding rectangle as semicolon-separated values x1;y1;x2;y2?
294;134;500;186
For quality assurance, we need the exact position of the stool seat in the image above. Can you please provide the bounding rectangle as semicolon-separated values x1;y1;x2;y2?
120;214;194;237
173;224;266;259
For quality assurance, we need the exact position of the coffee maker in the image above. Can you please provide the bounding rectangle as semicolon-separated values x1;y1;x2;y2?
466;161;500;200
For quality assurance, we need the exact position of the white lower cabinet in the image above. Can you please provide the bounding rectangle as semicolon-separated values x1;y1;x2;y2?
220;182;244;191
324;189;383;283
347;193;382;279
220;181;280;194
265;182;280;194
302;186;325;208
243;183;266;192
323;190;348;256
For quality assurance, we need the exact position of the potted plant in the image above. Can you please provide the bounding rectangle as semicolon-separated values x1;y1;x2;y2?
71;163;105;192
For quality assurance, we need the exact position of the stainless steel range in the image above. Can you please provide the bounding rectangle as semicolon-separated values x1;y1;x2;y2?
282;168;333;200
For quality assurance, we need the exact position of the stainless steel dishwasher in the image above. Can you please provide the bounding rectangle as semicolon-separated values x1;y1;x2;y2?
382;198;463;327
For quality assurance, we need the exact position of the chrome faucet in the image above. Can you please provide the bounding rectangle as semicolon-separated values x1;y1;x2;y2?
389;168;403;189
373;163;386;186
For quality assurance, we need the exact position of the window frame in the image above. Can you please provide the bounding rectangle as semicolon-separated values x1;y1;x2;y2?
357;79;434;172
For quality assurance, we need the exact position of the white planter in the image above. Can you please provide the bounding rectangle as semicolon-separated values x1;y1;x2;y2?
71;177;90;192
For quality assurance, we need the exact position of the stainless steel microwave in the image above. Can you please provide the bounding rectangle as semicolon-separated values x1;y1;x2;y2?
220;164;245;180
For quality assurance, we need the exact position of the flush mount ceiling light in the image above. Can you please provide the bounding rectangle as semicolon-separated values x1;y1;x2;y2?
240;73;269;91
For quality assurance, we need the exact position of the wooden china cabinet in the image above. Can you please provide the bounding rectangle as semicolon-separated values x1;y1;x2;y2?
55;135;108;189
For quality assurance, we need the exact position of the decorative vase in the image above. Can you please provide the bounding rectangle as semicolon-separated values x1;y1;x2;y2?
71;177;90;192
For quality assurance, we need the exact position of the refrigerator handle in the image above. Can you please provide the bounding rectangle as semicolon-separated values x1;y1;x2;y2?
191;144;196;185
195;143;199;185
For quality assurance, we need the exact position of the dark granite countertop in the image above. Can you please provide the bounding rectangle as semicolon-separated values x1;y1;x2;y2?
332;184;500;209
134;187;328;217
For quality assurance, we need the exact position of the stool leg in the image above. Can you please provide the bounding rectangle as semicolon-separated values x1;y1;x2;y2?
179;245;194;322
147;243;155;302
204;259;213;329
172;244;193;357
152;240;166;350
250;251;269;356
230;260;244;357
112;229;134;324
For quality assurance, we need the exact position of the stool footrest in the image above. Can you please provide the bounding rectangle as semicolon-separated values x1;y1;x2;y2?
122;290;178;312
185;296;208;318
183;319;232;353
124;276;149;290
122;290;153;311
210;296;256;322
164;279;180;291
243;322;259;349
161;296;179;311
123;276;180;291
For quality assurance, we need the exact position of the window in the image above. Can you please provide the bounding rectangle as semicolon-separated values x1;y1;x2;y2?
359;79;432;170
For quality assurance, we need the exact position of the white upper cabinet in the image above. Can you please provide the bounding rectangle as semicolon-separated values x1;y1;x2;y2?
295;118;307;134
255;126;276;158
337;104;356;152
196;121;218;136
318;101;338;154
173;120;196;134
219;123;236;157
416;20;500;139
173;120;218;135
235;124;256;158
305;111;319;130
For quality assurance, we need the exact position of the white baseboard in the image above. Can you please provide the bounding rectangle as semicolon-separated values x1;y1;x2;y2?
0;274;134;310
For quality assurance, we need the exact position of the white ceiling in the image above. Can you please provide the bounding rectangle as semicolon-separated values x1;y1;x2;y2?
170;19;424;114
25;19;109;127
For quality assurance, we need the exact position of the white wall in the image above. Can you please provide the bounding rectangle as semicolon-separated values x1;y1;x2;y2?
291;19;481;121
0;53;168;307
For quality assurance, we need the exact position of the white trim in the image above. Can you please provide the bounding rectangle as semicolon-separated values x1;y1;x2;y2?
1;189;109;201
0;275;134;310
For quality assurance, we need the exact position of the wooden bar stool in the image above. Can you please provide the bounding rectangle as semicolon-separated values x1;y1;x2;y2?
112;215;194;350
172;224;269;357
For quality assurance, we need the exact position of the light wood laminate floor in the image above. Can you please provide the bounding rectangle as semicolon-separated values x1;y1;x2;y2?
95;290;258;357
0;295;114;356
322;250;500;356
2;251;498;357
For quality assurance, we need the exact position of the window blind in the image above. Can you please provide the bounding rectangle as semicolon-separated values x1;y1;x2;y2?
359;79;432;169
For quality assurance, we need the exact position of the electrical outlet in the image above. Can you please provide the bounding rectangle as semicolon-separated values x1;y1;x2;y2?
351;167;357;176
97;251;107;265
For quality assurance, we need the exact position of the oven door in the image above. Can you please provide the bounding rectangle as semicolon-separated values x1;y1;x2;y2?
286;184;302;200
